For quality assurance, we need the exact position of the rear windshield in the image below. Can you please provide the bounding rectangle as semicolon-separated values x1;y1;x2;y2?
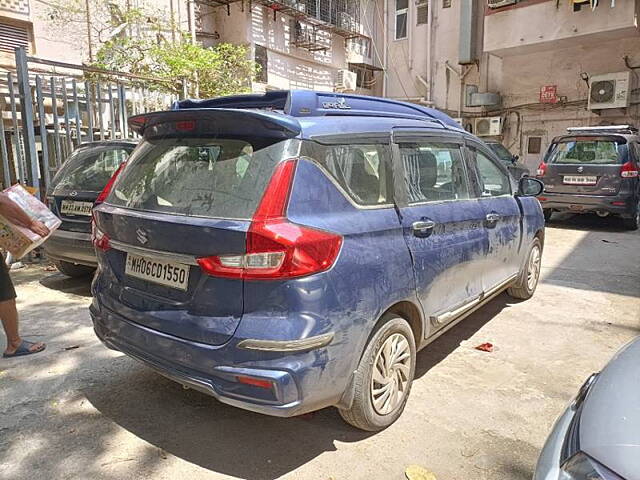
52;145;133;192
107;137;295;219
546;137;625;165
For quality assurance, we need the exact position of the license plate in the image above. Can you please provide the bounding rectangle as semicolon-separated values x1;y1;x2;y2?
60;200;93;216
563;175;597;186
125;254;190;291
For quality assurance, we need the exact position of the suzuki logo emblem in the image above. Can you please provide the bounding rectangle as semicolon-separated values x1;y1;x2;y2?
577;166;584;173
70;191;78;197
136;228;148;245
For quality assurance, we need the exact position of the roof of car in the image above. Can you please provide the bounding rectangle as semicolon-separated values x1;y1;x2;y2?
129;90;468;140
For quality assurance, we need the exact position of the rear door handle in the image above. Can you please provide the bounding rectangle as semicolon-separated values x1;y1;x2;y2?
412;220;436;237
485;213;501;226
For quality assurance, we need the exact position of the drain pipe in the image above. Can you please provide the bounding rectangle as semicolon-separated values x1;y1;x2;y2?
426;0;433;103
445;60;472;118
383;0;388;97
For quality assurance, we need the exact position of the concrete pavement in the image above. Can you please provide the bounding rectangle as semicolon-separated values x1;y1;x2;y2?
1;213;639;480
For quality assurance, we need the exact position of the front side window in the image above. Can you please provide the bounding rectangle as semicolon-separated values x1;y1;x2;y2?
303;142;392;206
546;138;624;165
395;0;408;40
108;137;292;219
399;142;469;204
468;148;511;197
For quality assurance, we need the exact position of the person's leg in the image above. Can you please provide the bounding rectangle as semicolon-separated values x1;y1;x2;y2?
0;298;44;355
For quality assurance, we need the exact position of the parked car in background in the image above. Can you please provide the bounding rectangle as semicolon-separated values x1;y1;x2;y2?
90;91;545;431
45;140;136;277
534;336;640;480
484;140;530;179
536;125;639;229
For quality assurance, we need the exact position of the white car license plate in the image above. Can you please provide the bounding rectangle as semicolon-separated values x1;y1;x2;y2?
60;200;93;216
125;254;190;291
563;175;597;186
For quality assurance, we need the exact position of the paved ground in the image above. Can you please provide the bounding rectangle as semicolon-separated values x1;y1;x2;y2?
1;213;639;480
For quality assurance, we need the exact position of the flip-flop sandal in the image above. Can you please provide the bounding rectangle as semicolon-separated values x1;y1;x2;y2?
3;340;46;358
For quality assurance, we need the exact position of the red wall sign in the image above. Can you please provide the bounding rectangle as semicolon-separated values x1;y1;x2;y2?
540;85;559;104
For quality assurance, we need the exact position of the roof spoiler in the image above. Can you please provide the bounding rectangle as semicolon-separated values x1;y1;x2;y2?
567;125;638;134
171;90;462;129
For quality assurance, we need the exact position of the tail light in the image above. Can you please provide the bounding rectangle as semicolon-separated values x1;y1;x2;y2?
621;161;639;178
91;214;110;252
197;159;343;280
536;162;547;177
95;161;127;206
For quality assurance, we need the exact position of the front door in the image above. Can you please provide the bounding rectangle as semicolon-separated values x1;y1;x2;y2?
395;135;488;330
465;143;522;292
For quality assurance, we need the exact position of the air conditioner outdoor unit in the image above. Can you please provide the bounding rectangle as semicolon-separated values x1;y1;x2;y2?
335;69;357;93
487;0;517;8
474;117;502;136
588;72;631;110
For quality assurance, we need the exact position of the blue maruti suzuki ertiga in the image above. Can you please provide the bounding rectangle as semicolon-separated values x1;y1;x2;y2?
90;91;545;431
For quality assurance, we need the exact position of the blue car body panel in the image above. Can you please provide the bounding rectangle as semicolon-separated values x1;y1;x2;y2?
91;90;543;418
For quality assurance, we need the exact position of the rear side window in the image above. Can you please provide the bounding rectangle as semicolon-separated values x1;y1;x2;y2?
547;138;625;165
399;142;469;203
108;138;294;219
303;142;393;206
52;146;132;192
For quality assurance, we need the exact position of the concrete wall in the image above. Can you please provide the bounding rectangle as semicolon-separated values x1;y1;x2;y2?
484;0;638;56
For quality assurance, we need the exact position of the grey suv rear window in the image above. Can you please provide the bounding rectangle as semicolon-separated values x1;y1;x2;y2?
108;137;293;219
52;146;132;192
547;138;624;165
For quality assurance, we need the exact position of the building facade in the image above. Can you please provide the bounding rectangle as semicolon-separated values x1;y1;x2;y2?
383;0;640;171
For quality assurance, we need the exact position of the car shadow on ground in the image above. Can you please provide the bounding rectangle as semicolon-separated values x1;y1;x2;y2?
547;212;630;232
80;294;514;480
39;272;93;297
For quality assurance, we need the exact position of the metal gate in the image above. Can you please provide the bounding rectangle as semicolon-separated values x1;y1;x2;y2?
0;47;182;198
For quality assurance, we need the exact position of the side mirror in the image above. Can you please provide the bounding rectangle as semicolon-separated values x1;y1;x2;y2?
517;176;544;197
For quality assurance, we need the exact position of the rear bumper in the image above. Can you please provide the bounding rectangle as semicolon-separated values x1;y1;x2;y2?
90;300;343;417
539;192;637;217
44;229;97;267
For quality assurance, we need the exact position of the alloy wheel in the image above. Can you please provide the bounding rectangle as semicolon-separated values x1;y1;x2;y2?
527;245;542;291
370;333;412;415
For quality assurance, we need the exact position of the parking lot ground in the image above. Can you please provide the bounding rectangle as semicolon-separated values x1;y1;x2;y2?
1;213;639;480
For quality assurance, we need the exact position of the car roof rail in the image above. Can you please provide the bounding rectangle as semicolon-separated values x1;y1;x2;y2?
566;125;638;135
172;90;461;129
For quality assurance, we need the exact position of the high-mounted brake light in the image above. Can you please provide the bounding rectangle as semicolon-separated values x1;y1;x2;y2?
621;161;639;178
536;162;547;177
197;159;343;280
175;120;196;132
95;161;127;206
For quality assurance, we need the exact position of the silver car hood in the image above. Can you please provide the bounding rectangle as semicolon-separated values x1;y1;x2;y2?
579;337;640;480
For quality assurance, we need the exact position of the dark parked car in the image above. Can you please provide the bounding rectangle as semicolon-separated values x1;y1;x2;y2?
534;336;640;480
45;140;136;277
90;90;545;431
536;125;639;229
485;140;530;179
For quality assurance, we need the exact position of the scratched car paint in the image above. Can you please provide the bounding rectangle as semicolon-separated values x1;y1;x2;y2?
90;91;545;431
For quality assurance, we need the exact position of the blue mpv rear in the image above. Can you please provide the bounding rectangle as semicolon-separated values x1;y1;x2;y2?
91;90;545;431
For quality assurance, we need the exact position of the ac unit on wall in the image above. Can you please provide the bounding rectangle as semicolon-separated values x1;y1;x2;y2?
588;72;632;110
474;117;503;136
335;69;357;93
487;0;518;8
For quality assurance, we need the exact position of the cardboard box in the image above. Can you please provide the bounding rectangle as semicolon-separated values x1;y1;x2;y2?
0;184;61;259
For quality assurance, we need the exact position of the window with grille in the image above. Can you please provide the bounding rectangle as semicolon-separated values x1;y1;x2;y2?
0;21;30;54
417;1;428;25
395;0;408;40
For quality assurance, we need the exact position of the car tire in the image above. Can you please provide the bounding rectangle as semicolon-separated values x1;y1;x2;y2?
507;238;542;301
622;201;639;231
543;209;553;222
55;260;96;278
338;314;416;432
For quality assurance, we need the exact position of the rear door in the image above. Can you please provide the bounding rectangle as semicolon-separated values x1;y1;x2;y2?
465;142;522;292
394;132;487;329
543;136;628;196
50;144;132;233
93;111;299;346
